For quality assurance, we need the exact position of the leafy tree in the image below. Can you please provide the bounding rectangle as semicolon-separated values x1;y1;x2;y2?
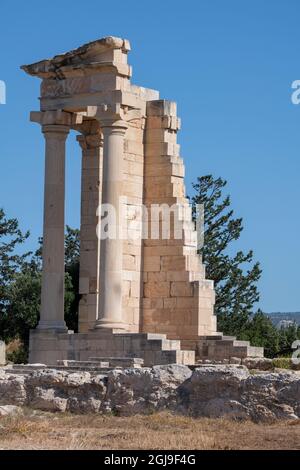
34;226;80;332
65;226;80;268
64;226;80;332
0;220;80;360
3;261;41;347
0;208;30;340
276;323;300;357
191;175;262;336
240;310;280;358
0;208;30;290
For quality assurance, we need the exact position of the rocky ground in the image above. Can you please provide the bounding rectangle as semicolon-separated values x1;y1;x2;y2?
0;364;299;422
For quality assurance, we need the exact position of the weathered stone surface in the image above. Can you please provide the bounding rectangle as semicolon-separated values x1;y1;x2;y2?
242;357;273;371
229;357;242;365
200;398;250;420
178;366;249;411
26;369;107;413
0;405;24;417
104;364;192;415
178;366;300;421
30;387;68;412
0;365;299;421
0;341;5;366
0;373;27;406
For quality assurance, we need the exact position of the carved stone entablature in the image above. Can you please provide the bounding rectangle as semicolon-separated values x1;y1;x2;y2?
86;104;143;124
40;73;130;99
30;110;83;127
21;36;131;80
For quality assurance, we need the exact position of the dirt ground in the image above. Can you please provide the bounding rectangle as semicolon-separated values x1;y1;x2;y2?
0;411;299;450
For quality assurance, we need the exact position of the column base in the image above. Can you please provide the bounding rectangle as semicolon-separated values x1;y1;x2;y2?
94;318;127;330
37;320;68;332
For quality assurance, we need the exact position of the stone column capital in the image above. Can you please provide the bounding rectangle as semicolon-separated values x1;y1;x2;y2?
76;133;103;150
42;124;70;139
101;119;128;136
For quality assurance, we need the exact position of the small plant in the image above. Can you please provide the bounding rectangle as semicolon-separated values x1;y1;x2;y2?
111;407;120;417
272;357;292;369
6;345;28;364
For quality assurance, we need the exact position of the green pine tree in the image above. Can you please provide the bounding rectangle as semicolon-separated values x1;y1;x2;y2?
240;310;280;358
191;175;262;336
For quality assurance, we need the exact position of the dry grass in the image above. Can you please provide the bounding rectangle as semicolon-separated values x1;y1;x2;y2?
0;411;299;450
5;339;22;355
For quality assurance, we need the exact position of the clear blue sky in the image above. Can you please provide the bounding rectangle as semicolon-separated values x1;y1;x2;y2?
0;0;299;313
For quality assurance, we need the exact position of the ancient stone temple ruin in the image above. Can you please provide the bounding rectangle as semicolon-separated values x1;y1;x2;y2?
22;36;263;366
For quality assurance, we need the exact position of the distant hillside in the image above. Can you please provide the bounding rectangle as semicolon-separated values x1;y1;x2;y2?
266;312;300;327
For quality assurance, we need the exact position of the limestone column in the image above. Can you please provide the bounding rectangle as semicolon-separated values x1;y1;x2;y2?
77;132;103;332
38;124;69;331
95;120;128;329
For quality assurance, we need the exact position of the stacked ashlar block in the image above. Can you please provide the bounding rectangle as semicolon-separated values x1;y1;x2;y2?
121;87;159;333
120;108;145;332
142;100;217;344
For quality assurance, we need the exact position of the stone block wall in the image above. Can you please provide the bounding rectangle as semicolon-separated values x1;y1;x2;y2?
29;329;195;366
142;100;217;340
121;114;144;332
121;86;160;332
